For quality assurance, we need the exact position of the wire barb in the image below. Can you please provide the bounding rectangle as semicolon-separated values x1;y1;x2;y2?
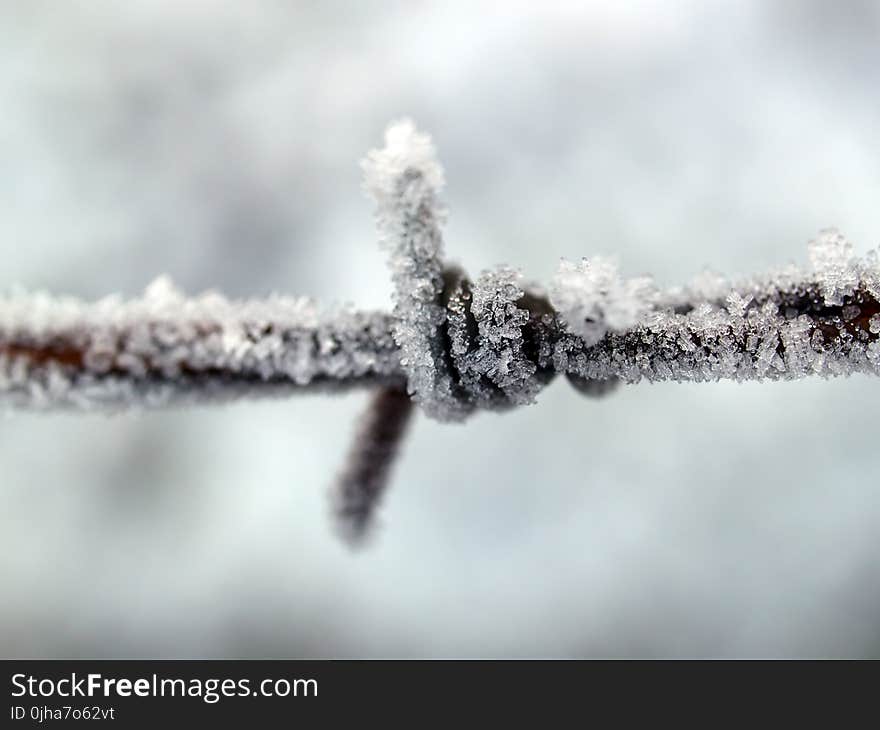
331;386;414;546
362;119;470;421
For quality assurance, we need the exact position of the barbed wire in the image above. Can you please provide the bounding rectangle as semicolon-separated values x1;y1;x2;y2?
2;120;879;544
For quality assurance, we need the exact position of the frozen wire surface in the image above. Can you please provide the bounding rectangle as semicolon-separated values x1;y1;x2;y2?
550;231;880;386
0;277;402;409
3;224;877;412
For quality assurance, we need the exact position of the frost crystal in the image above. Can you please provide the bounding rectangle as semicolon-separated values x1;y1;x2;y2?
863;248;880;301
362;119;468;421
550;256;656;345
687;269;730;302
452;268;542;407
809;228;859;306
725;291;752;320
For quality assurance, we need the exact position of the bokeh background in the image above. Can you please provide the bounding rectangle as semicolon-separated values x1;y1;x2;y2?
2;0;879;657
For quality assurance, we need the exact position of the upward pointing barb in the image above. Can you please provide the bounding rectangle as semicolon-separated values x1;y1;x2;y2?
362;120;470;422
362;121;559;421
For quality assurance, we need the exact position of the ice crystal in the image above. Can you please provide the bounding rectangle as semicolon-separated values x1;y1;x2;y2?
550;256;656;345
809;228;859;306
687;269;730;302
863;249;880;300
451;267;542;408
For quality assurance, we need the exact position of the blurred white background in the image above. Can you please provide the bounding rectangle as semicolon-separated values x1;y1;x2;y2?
2;0;879;657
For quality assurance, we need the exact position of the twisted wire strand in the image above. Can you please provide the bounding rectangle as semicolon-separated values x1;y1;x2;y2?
2;271;877;412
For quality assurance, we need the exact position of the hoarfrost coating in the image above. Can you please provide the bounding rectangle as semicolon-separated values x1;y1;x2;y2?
549;228;880;386
361;119;468;421
0;276;402;410
1;121;879;415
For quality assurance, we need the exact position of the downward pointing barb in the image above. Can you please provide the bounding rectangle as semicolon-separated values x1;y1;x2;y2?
331;386;414;546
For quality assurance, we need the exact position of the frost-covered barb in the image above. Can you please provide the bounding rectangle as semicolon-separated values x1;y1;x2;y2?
361;119;469;421
2;120;880;544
